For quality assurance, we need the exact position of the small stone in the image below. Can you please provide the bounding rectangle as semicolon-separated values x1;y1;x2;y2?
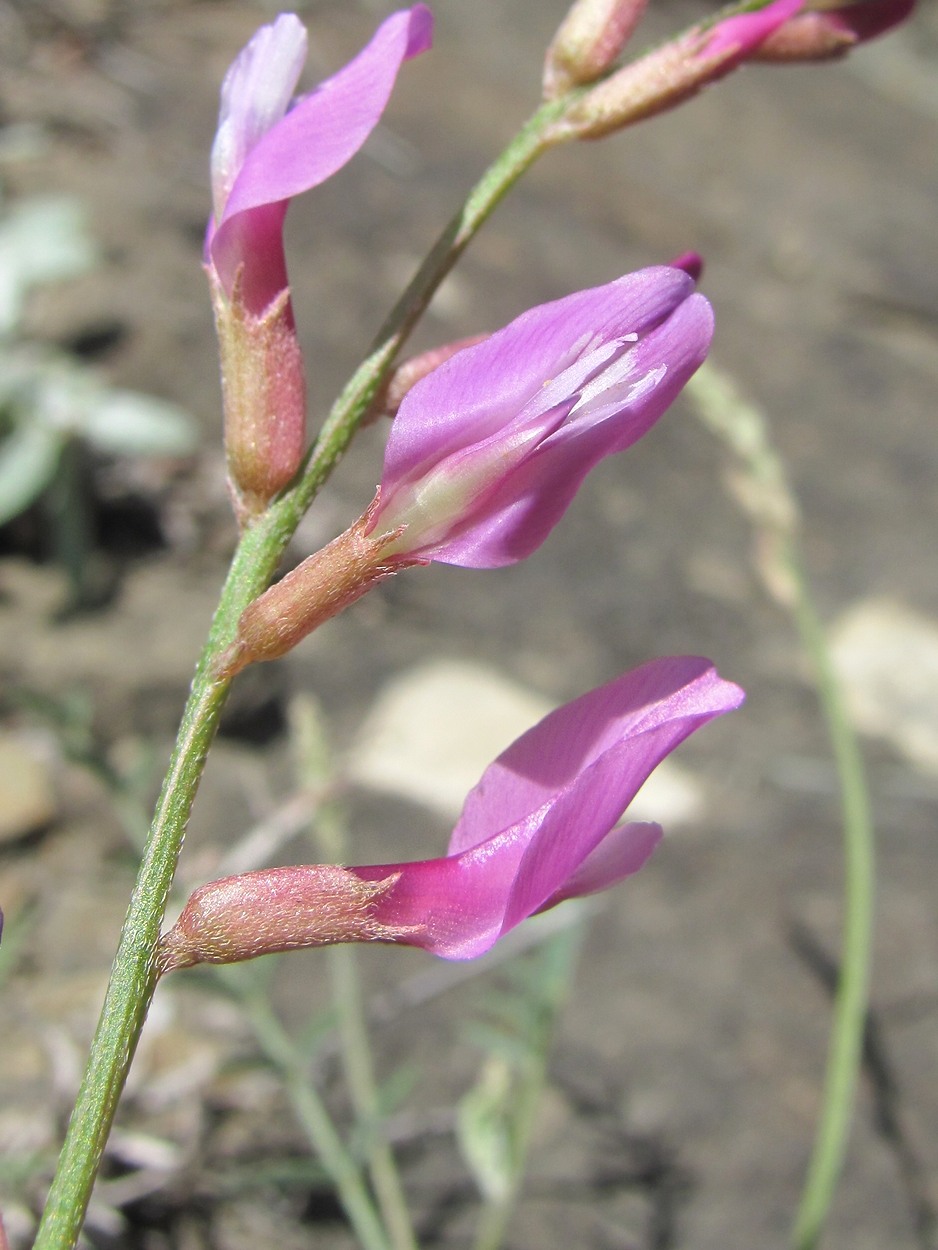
830;597;938;775
348;658;553;820
0;733;57;843
627;757;706;829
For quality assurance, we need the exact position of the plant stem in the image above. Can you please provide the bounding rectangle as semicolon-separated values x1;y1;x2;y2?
686;365;875;1250
787;563;875;1250
33;526;274;1250
34;94;572;1250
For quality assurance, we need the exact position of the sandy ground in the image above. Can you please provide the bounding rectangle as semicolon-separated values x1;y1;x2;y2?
1;1;937;1246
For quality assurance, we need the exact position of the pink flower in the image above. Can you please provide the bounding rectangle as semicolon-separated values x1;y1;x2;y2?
160;657;744;971
351;656;743;958
206;7;431;516
207;6;433;315
221;265;712;671
370;266;713;567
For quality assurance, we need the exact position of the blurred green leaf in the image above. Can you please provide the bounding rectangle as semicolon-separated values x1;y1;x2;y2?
374;1063;418;1120
0;196;96;335
0;418;62;523
82;390;197;457
295;1005;340;1060
464;1021;535;1069
457;1056;515;1203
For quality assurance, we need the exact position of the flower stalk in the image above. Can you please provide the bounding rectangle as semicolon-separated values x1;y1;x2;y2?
32;74;578;1250
215;503;416;679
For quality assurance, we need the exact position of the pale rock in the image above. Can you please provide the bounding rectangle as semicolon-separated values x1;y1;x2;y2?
348;658;553;820
830;597;938;775
0;732;57;843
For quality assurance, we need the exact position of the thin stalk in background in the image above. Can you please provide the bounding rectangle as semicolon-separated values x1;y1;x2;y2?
329;946;417;1250
686;364;876;1250
46;436;100;611
233;973;392;1250
465;927;583;1250
292;697;419;1250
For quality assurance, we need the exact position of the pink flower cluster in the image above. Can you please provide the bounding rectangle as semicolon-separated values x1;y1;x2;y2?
182;0;913;967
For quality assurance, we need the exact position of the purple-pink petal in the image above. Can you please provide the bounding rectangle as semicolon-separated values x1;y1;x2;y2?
381;267;696;492
450;656;729;851
701;0;804;63
220;7;431;221
211;14;307;219
823;0;915;42
427;292;712;567
208;6;432;306
373;267;711;566
350;657;744;959
538;821;663;909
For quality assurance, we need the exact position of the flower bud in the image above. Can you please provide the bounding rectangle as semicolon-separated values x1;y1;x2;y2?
552;0;803;140
668;251;704;281
161;657;744;968
157;865;407;974
369;268;712;568
218;267;710;679
204;8;432;520
751;0;916;60
543;0;648;98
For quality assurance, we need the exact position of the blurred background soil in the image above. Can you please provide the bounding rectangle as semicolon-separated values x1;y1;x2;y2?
1;1;937;1247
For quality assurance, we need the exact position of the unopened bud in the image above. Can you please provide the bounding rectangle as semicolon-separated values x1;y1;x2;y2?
750;12;856;58
752;0;915;60
550;34;712;138
216;497;419;679
157;864;407;974
210;269;307;523
552;0;803;140
544;0;648;98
